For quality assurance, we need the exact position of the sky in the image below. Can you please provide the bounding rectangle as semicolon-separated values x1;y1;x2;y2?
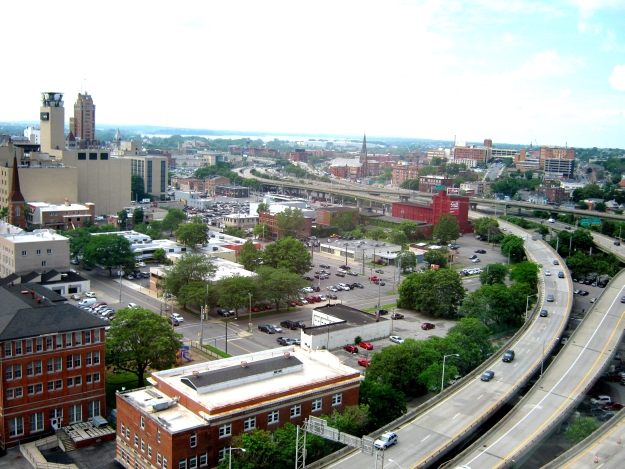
2;0;625;148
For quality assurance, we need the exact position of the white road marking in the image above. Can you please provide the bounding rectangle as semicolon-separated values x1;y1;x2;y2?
421;435;430;442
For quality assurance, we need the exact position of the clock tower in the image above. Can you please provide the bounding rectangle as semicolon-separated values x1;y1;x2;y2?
40;92;65;153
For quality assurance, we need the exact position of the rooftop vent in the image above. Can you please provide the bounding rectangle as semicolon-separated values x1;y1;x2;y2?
284;352;291;359
241;361;247;368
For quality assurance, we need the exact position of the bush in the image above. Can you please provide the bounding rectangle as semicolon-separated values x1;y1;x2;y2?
354;336;362;345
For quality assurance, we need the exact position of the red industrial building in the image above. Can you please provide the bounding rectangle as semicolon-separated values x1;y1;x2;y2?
391;190;472;234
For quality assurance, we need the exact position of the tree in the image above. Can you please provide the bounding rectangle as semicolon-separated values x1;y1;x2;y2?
594;202;607;212
508;261;539;291
160;253;216;297
323;405;370;437
418;362;458;393
396;250;417;273
433;214;460;243
397;269;465;318
105;307;182;388
256;203;269;214
501;234;525;262
459;284;521;327
398;220;419;239
224;226;246;238
572;228;594;251
423;249;448;269
161;209;187;235
117;210;129;230
133;208;144;225
473;217;499;239
368;228;386;241
0;206;8;221
479;262;508;285
256;267;308;310
176;281;212;310
262;237;312;275
253;222;271;239
175;222;209;247
564;417;599;445
216;276;259;316
275;208;306;238
389;230;409;246
359;380;406;430
81;233;135;275
146;220;165;240
131;174;148;201
153;248;166;262
238;240;261;271
64;229;92;259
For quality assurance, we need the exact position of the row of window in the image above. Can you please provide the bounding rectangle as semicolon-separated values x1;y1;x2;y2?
7;402;99;438
21;248;53;256
77;153;109;160
6;352;100;381
6;373;99;399
4;332;101;357
217;394;342;438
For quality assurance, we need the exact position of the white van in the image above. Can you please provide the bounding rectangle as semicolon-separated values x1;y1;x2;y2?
78;298;97;307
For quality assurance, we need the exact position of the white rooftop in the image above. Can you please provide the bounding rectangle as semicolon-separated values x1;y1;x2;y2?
29;202;91;211
0;223;67;243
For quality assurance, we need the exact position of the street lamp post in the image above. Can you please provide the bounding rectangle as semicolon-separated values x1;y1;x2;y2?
442;354;460;392
248;292;252;332
118;269;123;303
525;293;537;321
344;242;349;268
228;447;246;469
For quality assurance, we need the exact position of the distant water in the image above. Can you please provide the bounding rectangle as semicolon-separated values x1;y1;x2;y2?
142;133;359;143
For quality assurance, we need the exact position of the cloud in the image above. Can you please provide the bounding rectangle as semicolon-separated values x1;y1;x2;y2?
609;64;625;90
503;33;514;42
519;50;585;79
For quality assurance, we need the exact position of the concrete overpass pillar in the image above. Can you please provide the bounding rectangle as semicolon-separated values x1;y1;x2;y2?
306;190;312;200
330;194;335;204
400;195;409;202
518;208;521;214
357;198;363;208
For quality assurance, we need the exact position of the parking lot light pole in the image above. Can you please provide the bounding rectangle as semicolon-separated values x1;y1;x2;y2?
248;292;252;332
118;269;123;303
442;354;460;392
525;294;537;321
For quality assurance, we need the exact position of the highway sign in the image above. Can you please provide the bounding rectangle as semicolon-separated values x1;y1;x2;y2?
580;219;591;227
591;218;602;226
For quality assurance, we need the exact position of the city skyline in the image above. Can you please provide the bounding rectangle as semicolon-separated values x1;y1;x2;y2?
2;1;625;148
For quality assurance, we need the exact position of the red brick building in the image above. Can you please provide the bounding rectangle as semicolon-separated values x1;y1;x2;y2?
0;285;107;448
258;211;312;238
392;190;472;234
285;149;310;162
316;207;360;227
115;348;361;468
392;165;422;185
536;186;566;204
418;175;455;193
453;145;490;164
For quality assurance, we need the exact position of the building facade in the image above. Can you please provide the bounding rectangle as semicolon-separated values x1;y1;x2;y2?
391;190;471;234
418;175;454;193
69;93;97;148
258;211;312;238
127;155;169;200
115;348;361;468
222;214;259;230
27;201;95;230
0;286;106;448
392;165;420;186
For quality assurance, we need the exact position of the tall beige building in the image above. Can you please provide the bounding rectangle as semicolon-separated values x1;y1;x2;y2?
69;92;97;147
39;92;66;152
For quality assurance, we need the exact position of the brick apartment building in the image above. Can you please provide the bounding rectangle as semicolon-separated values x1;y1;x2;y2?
536;186;566;204
316;207;359;228
0;285;106;448
418;175;455;193
204;176;230;194
258;211;312;238
539;146;575;168
392;165;421;185
392;190;471;234
27;200;96;230
115;348;361;468
285;149;310;162
172;177;205;192
453;145;490;164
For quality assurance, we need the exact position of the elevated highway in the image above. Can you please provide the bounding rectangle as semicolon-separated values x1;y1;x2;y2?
447;268;625;468
320;221;573;469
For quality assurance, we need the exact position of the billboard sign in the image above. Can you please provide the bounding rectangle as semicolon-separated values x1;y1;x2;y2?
450;201;460;215
447;187;460;195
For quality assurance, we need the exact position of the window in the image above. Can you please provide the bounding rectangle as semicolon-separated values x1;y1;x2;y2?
36;249;41;255
55;379;62;390
100;153;109;160
66;334;72;347
21;250;27;256
218;448;227;461
94;330;100;343
48;381;54;391
67;377;74;387
148;445;152;458
7;387;22;399
86;352;92;365
47;248;52;254
15;341;22;355
179;460;187;469
69;405;81;423
157;428;161;443
268;410;279;424
93;372;100;382
30;412;44;433
85;331;91;344
163;458;168;469
120;423;125;437
56;356;62;372
67;356;73;369
199;454;207;467
5;342;11;356
35;383;43;393
189;456;197;469
28;384;35;395
219;424;231;438
41;261;47;267
332;393;342;406
157;453;162;466
49;408;63;420
74;355;81;368
47;358;54;372
93;350;100;364
35;360;42;375
89;153;98;160
27;362;34;376
78;153;87;160
126;427;130;439
190;433;196;447
46;336;52;350
88;400;100;418
9;417;24;437
36;337;43;351
56;334;63;348
75;332;82;346
141;416;145;429
26;339;33;353
74;376;82;386
141;439;145;452
243;417;256;431
290;405;301;418
312;399;322;411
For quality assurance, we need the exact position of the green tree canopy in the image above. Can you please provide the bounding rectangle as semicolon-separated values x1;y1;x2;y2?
256;267;308;310
81;233;135;275
117;210;129;230
256;203;269;214
162;209;187;235
253;222;271;239
473;217;499;239
359;380;407;430
389;230;409;246
176;281;213;310
262;237;312;275
238;240;261;271
160;253;216;297
64;229;92;259
501;234;525;262
106;307;182;387
224;226;246;238
398;220;420;238
396;250;417;273
433;213;460;243
216;276;259;316
508;261;539;291
423;249;448;269
397;269;465;318
133;208;144;225
275;208;306;238
479;262;508;285
174;222;209;247
368;227;386;241
564;417;599;445
153;247;166;262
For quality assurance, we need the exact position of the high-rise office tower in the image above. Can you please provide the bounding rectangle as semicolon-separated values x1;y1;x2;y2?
70;92;96;145
39;92;65;152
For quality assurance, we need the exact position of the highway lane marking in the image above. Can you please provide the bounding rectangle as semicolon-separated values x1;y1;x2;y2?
421;435;430;442
477;395;483;400
452;413;460;419
465;284;625;468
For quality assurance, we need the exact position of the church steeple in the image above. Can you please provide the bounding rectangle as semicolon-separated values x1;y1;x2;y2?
360;133;368;180
8;156;26;229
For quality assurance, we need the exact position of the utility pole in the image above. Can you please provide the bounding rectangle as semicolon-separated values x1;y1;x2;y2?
200;284;207;347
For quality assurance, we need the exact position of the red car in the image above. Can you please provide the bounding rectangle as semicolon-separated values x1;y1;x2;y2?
343;345;359;354
369;276;380;282
252;306;261;312
264;304;273;310
604;402;625;411
339;265;351;270
358;358;371;367
421;322;436;330
359;341;374;350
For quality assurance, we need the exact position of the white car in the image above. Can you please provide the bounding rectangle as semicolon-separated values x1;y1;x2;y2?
137;261;146;267
302;287;314;293
319;295;327;301
128;303;139;309
374;431;398;450
85;292;97;298
390;336;404;344
545;270;551;276
271;325;283;333
300;298;309;305
170;313;184;323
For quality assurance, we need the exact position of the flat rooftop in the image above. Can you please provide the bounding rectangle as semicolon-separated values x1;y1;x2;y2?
304;304;386;334
147;347;360;425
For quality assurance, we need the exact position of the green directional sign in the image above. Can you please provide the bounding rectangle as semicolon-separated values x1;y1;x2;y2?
580;219;591;227
435;185;447;191
591;218;602;226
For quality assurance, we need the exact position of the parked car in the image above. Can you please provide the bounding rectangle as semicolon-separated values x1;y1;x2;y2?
343;345;359;354
70;294;81;300
85;292;97;298
474;249;486;254
604;402;624;411
377;309;389;315
374;269;384;274
374;432;398;451
369;276;380;282
168;317;179;326
339;265;351;270
303;276;314;281
390;336;404;344
421;322;435;330
472;258;481;263
280;320;300;330
319;295;327;301
590;395;612;405
580;290;589;296
358;358;371;367
335;272;346;277
469;254;477;260
347;271;358;276
328;294;338;299
319;264;330;268
170;313;184;323
481;370;495;381
391;312;404;320
217;309;235;317
128;303;139;309
601;372;622;382
258;325;275;334
358;342;374;350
